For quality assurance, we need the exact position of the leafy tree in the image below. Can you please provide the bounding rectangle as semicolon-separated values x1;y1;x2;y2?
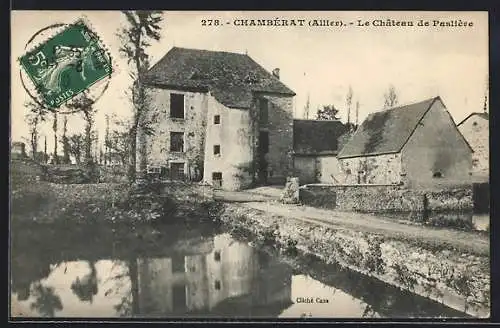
68;134;85;164
66;92;97;165
117;10;164;182
24;101;46;160
383;84;399;109
109;130;130;166
316;104;340;120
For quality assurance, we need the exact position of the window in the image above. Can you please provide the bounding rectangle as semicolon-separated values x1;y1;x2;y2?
433;172;442;178
259;98;269;126
170;132;184;152
170;93;184;119
473;121;478;126
259;131;269;154
214;115;220;124
214;280;221;291
214;251;221;262
147;166;161;174
171;162;185;180
213;145;221;156
212;172;222;189
172;255;186;273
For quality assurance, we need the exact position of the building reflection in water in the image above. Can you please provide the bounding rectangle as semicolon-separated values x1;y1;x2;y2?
135;233;293;317
11;225;468;318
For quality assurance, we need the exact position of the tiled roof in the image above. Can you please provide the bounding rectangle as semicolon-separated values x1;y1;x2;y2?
337;97;440;159
457;112;489;126
144;47;295;108
293;119;350;155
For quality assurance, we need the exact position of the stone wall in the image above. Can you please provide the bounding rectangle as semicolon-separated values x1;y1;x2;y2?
215;204;490;318
299;184;473;212
339;153;403;185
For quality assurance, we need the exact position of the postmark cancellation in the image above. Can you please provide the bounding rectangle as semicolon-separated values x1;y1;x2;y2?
19;19;113;109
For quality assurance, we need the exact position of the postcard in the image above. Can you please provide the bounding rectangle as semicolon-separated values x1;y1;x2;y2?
10;10;489;320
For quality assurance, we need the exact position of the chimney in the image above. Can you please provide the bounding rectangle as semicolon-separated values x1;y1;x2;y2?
272;68;280;80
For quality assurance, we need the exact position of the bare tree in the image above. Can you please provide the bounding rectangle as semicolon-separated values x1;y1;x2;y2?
105;114;110;165
346;86;353;124
383;85;399;109
304;93;310;119
52;112;59;164
24;101;46;160
44;136;48;163
355;100;360;126
61;115;70;164
117;10;164;182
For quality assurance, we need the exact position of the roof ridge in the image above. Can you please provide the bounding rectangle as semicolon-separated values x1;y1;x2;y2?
293;119;343;122
376;96;439;113
171;46;247;56
145;46;296;108
457;111;489;126
337;96;440;159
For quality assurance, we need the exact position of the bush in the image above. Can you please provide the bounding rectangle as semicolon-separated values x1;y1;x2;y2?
364;237;386;274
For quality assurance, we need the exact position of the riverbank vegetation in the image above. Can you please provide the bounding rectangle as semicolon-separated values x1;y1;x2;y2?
10;165;214;225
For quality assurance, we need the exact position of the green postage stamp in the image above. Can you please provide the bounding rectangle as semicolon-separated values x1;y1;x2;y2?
19;20;112;109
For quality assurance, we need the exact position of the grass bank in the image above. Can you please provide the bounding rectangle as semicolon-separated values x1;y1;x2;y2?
10;179;215;225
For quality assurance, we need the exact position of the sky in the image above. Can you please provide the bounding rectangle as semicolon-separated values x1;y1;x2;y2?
11;11;488;153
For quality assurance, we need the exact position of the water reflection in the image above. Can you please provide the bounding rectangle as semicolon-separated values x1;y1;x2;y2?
10;222;470;318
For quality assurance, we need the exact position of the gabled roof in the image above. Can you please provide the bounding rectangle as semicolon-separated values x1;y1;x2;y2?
457;112;489;126
293;119;350;155
144;47;296;109
338;97;441;159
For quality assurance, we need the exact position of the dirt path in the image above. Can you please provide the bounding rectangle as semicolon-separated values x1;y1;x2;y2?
239;201;489;256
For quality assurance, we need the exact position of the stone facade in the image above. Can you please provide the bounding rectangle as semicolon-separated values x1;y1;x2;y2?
458;113;489;182
401;101;473;189
138;87;208;181
293;155;344;185
263;94;294;185
204;94;254;191
339;153;402;185
139;88;294;191
337;98;473;189
11;142;27;159
293;156;317;184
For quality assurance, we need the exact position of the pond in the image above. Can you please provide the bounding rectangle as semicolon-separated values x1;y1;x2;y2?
10;220;472;319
